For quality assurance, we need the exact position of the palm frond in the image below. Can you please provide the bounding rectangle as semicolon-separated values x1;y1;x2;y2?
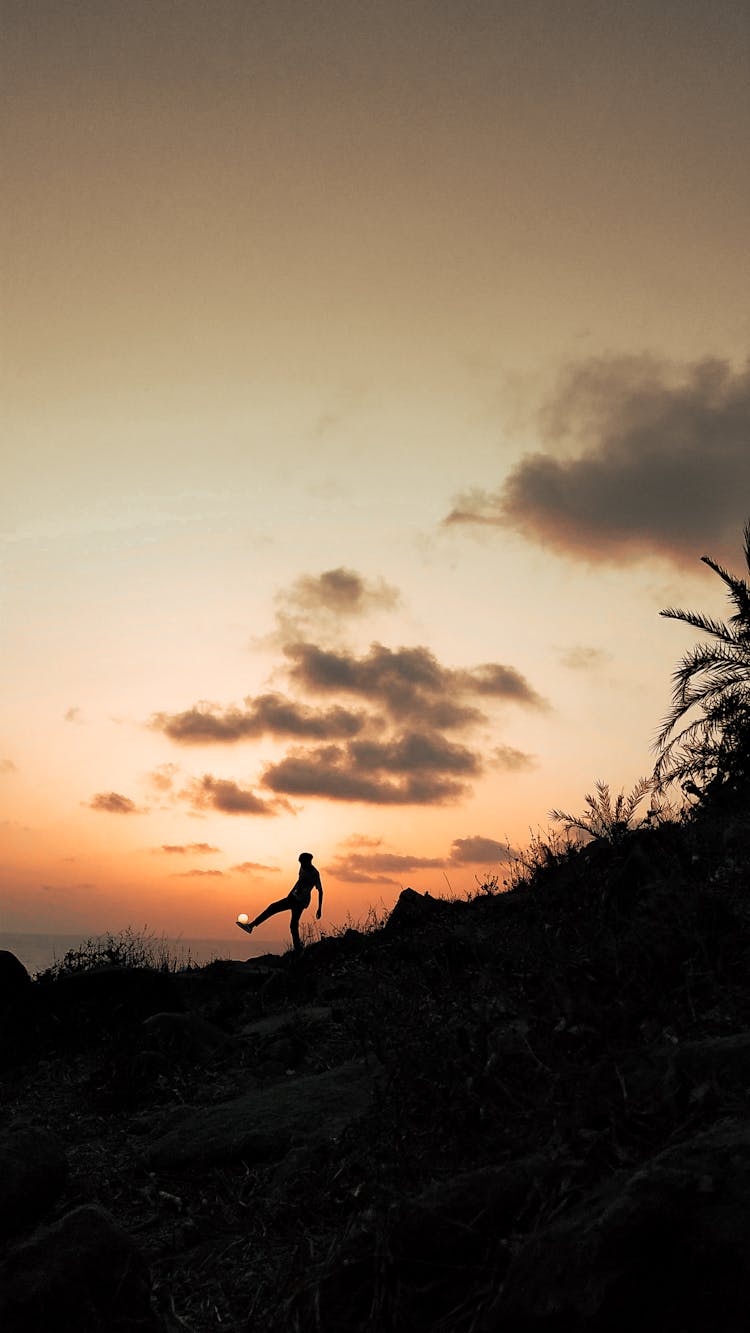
654;681;750;754
700;555;750;624
659;607;738;645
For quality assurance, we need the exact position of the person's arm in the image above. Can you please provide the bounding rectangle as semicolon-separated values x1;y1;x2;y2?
316;872;323;919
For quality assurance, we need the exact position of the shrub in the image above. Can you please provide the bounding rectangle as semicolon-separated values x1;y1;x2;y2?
42;926;196;980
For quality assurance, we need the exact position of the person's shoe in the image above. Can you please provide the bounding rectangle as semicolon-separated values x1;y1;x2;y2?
236;921;254;934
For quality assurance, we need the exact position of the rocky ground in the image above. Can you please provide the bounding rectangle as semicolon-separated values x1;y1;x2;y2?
2;808;750;1332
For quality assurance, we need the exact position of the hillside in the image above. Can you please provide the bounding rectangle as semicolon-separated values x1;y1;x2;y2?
1;802;750;1332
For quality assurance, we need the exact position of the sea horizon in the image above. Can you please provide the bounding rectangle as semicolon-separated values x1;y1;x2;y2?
0;929;287;978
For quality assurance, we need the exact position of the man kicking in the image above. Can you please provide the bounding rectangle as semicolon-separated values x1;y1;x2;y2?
237;852;323;953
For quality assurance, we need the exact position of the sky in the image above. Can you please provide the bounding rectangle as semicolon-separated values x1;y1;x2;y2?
2;0;749;940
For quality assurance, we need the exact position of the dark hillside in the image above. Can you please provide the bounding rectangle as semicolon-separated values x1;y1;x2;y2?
1;804;750;1331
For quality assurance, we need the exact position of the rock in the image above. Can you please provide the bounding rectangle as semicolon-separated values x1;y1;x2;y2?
488;1119;750;1332
145;1059;375;1169
263;1035;305;1067
671;1031;750;1089
392;1152;563;1268
0;1126;68;1240
309;1153;564;1332
0;1204;163;1331
240;1004;332;1038
197;959;282;991
0;954;37;1068
384;888;448;933
43;966;185;1040
141;1010;228;1058
0;951;31;1006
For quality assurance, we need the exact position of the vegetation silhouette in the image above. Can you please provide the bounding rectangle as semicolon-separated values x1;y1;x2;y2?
549;776;654;846
237;852;323;953
655;519;750;807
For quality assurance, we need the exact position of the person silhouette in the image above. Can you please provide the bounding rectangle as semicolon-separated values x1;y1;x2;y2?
237;852;323;953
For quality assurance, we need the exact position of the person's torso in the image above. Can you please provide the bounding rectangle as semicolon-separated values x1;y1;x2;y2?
290;864;318;904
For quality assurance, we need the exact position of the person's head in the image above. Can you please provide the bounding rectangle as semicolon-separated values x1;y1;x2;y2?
298;851;314;864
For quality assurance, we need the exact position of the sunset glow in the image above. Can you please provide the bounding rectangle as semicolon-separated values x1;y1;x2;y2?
2;1;748;943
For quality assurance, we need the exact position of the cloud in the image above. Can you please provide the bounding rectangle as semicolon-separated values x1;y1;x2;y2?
557;645;610;670
148;572;545;814
490;744;535;770
152;693;366;744
0;758;17;775
338;833;384;849
330;851;446;877
147;763;182;793
268;566;400;646
448;836;514;863
261;735;473;805
444;356;750;566
280;567;400;619
64;707;82;724
180;774;289;816
169;868;224;878
87;792;140;814
157;843;220;854
231;861;281;874
327;837;515;881
326;867;401;885
284;641;546;725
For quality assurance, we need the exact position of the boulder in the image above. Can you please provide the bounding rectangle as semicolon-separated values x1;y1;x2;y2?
0;1126;68;1240
43;966;185;1041
0;1204;163;1331
308;1153;564;1332
384;888;447;933
145;1059;375;1169
141;1010;228;1059
391;1152;564;1269
488;1119;750;1332
671;1031;750;1089
240;1004;332;1038
0;953;37;1068
0;951;31;1006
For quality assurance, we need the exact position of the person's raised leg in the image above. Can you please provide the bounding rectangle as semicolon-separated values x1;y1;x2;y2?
253;896;293;928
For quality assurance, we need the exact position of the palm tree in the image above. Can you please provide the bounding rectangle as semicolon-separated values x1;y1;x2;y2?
550;777;654;845
654;520;750;795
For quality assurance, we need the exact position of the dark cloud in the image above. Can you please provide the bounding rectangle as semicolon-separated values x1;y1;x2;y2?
180;775;289;816
157;843;220;855
468;664;547;709
328;838;515;881
232;861;281;874
152;693;366;744
261;735;472;805
444;356;750;566
284;641;545;725
87;792;140;814
148;574;544;814
170;869;224;878
448;836;514;863
350;732;479;776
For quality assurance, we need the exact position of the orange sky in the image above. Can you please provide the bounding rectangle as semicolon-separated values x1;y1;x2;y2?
2;1;749;941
